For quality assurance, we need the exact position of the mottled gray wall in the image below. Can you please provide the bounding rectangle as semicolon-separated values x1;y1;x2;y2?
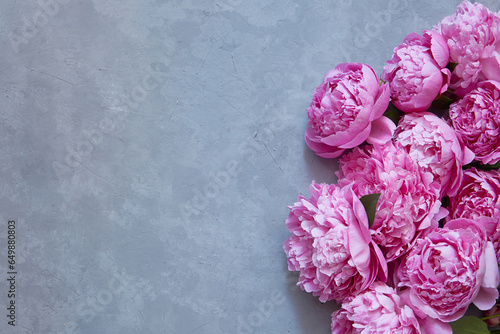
0;0;497;333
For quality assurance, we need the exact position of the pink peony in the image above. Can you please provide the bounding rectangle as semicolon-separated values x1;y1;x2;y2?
331;282;451;334
337;142;445;261
394;112;474;197
283;182;387;303
449;80;500;164
382;30;451;112
448;167;500;262
305;63;393;158
398;218;499;322
436;0;500;97
449;167;500;221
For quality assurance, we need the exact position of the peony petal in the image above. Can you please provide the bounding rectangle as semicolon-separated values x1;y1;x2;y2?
419;316;452;334
477;217;498;237
407;290;436;319
319;119;370;147
426;30;450;68
351;189;370;237
462;146;475;165
370;83;391;120
481;53;500;82
305;127;345;158
366;116;396;145
361;63;382;97
371;241;388;281
474;242;499;310
403;32;424;44
348;190;372;276
336;124;372;149
440;68;451;94
433;301;468;323
324;62;360;82
473;285;498;311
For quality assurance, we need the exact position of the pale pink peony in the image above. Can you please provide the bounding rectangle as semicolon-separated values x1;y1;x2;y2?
337;142;445;261
331;282;451;334
449;80;500;164
394;112;474;197
283;182;387;303
436;0;500;97
383;30;451;112
398;218;499;322
448;167;500;262
305;63;393;158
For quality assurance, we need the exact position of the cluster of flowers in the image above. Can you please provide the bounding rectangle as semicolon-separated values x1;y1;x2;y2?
283;1;500;333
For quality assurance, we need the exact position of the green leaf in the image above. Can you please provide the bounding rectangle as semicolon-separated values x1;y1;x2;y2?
447;62;458;72
480;161;500;171
359;193;380;227
450;316;489;334
383;102;403;126
463;161;500;171
432;94;456;109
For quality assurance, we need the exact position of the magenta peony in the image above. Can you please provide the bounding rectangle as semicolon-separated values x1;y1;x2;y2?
305;63;393;158
382;30;451;112
398;218;499;322
436;0;500;97
283;182;387;303
449;80;500;164
331;282;451;334
448;167;500;262
337;142;445;262
394;112;474;197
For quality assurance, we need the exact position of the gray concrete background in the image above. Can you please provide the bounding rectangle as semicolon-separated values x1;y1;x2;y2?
0;0;497;333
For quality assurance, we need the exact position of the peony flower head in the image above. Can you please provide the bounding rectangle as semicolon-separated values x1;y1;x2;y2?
305;63;393;158
436;0;500;97
283;182;387;303
449;167;500;221
331;282;451;334
383;30;451;112
448;167;500;262
449;80;500;164
398;218;499;322
394;112;474;197
337;142;445;261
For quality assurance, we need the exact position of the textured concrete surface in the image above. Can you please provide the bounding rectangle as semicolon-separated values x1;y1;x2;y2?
0;0;498;333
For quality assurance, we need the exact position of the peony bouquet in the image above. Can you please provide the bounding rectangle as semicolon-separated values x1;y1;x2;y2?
283;1;500;333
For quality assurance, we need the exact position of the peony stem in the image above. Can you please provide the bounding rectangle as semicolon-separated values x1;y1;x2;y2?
481;313;500;321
